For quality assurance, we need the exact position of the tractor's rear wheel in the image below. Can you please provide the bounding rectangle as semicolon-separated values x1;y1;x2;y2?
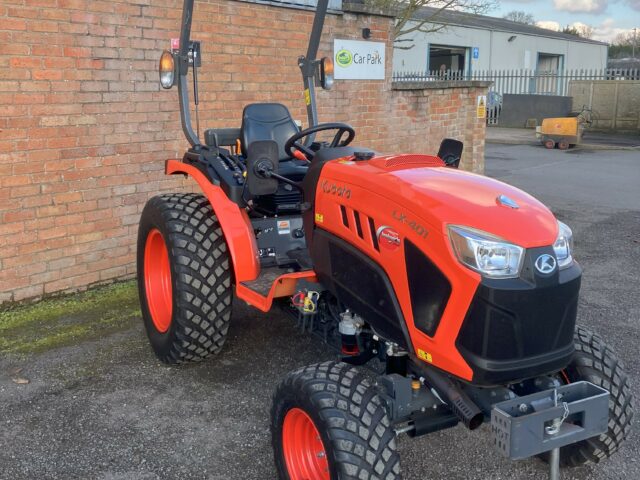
271;361;401;480
137;193;233;364
558;140;570;150
542;325;633;467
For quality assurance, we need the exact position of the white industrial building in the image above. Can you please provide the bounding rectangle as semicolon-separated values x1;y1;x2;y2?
393;8;608;75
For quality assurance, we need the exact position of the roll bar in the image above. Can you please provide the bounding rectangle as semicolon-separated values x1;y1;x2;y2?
299;0;330;131
176;0;199;147
175;0;330;147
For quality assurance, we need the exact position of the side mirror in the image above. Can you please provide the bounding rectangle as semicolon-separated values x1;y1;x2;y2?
437;138;464;168
246;140;279;196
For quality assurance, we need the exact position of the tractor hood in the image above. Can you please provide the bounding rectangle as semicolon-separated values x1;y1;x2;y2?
324;155;559;248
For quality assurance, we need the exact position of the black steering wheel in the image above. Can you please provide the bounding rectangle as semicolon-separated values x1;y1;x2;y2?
285;122;355;160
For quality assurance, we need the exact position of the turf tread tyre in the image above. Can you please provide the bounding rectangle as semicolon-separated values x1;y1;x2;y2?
555;325;633;467
272;361;401;480
138;193;232;364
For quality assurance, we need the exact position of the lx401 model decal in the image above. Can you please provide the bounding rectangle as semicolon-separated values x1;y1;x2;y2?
392;210;428;239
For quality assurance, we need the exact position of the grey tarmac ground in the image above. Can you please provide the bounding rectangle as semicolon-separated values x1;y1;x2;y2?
1;143;639;480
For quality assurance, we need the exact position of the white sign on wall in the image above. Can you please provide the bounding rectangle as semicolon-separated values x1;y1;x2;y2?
333;39;385;80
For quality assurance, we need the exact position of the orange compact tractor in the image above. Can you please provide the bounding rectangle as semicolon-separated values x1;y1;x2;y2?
137;1;633;478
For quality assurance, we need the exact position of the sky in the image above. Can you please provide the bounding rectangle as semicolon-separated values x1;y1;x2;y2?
496;0;639;42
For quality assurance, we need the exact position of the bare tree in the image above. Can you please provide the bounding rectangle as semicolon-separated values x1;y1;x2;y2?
562;24;595;39
502;10;535;25
610;29;638;59
613;31;636;46
366;0;498;44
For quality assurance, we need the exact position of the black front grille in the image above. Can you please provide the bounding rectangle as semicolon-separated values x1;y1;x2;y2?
458;272;579;361
456;247;582;385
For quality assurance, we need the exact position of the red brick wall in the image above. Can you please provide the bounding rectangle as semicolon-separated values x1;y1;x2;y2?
0;0;487;303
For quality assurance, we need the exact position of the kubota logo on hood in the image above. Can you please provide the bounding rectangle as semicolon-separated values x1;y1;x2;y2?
377;226;400;251
321;180;351;198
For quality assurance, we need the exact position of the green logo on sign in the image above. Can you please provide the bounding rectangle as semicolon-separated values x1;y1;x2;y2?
336;49;353;67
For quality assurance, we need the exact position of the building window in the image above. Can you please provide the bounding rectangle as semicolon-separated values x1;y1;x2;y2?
535;53;564;94
428;44;469;78
537;53;563;72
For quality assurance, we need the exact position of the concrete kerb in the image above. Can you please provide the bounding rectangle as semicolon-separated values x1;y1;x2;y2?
486;128;640;151
487;137;640;151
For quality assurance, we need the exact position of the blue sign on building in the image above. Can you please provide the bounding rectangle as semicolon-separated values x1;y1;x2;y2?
472;47;479;59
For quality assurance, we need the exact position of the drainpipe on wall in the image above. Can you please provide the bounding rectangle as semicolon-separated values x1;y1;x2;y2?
489;30;493;70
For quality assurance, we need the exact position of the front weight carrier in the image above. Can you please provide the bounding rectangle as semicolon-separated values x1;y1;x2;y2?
491;381;610;479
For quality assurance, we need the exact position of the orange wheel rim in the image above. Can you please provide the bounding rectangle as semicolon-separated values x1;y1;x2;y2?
144;228;173;333
282;408;329;480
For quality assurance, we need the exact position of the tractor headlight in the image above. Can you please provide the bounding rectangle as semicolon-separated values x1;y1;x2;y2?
159;50;175;89
448;225;524;278
553;221;573;269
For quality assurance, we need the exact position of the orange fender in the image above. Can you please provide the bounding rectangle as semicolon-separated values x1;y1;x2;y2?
165;159;260;283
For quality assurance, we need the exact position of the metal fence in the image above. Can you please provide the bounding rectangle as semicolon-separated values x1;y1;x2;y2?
392;68;640;97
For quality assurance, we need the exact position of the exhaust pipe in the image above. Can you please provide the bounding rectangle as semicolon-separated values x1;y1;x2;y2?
416;364;484;430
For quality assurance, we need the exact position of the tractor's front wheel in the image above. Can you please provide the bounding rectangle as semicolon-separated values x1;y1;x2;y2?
544;325;633;467
137;193;233;364
271;361;401;480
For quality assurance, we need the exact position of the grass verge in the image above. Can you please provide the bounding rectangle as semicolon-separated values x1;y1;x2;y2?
0;281;141;355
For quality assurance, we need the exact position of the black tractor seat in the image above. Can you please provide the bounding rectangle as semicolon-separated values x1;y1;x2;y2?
241;103;300;162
